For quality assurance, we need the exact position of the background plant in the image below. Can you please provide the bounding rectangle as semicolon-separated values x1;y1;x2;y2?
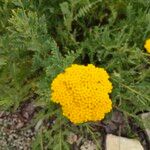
0;0;150;149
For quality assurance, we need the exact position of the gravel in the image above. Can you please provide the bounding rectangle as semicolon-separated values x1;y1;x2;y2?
0;112;36;150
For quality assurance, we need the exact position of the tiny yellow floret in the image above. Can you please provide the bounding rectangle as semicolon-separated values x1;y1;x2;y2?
144;39;150;53
51;64;113;124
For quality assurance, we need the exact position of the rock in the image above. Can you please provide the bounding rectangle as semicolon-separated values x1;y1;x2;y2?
76;137;83;146
111;110;124;124
141;112;150;141
106;134;144;150
16;121;24;129
67;132;78;144
0;111;5;117
80;140;96;150
21;102;35;120
100;110;127;134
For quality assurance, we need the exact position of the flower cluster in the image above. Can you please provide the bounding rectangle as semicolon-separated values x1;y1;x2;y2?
51;64;113;124
144;39;150;53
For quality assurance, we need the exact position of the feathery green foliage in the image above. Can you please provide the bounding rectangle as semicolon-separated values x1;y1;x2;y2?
0;0;150;149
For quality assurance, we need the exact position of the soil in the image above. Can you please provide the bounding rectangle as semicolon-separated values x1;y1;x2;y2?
0;101;149;150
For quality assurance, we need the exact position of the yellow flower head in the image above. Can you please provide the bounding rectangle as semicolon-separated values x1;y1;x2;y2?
51;64;113;124
144;39;150;53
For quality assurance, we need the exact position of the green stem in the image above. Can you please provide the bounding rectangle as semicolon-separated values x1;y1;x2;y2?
112;78;150;102
86;124;101;150
40;128;44;150
59;115;62;150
